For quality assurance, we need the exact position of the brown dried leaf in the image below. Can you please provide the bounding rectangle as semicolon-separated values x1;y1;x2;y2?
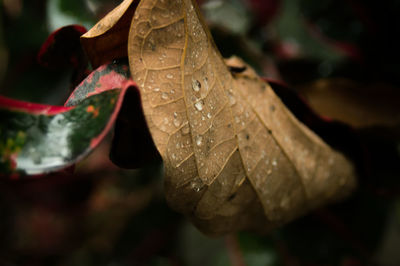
128;0;357;235
81;0;138;68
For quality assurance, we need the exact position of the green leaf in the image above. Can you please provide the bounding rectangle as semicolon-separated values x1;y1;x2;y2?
0;61;134;178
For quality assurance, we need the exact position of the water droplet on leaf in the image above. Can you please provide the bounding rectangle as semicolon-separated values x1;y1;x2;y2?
195;101;203;111
181;123;190;135
196;135;203;146
192;79;201;92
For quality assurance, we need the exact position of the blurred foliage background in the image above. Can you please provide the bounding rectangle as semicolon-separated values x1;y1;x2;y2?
1;0;400;265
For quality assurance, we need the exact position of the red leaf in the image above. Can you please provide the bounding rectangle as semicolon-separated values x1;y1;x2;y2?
38;25;89;88
38;25;87;69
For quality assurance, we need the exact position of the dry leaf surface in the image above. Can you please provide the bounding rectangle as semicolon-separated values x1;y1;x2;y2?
81;0;138;68
128;0;357;235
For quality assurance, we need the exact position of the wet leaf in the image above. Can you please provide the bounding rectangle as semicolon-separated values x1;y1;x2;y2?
0;61;134;178
128;0;357;235
266;79;362;167
80;0;138;68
